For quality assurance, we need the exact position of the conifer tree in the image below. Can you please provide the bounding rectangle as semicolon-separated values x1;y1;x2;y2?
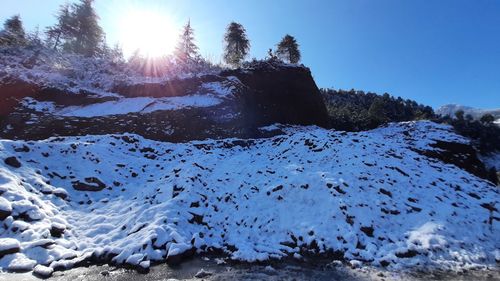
223;22;250;67
368;98;388;124
45;4;74;50
71;0;104;56
0;15;26;46
276;34;301;64
175;20;200;63
46;0;103;56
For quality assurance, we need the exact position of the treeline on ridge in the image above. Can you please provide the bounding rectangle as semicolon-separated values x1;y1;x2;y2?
321;88;434;131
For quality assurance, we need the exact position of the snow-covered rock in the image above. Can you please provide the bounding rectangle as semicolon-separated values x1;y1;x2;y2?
33;264;54;278
0;238;20;257
0;121;497;274
0;198;13;220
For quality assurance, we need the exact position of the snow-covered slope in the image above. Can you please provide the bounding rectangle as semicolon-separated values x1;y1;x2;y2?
0;121;498;275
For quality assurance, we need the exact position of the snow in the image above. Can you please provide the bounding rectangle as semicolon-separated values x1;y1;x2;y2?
479;152;500;170
33;264;53;277
0;197;12;213
54;95;221;117
0;121;498;274
4;253;36;272
0;238;19;253
21;80;240;117
436;104;500;123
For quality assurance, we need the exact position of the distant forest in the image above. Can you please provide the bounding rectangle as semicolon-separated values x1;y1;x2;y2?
321;88;500;157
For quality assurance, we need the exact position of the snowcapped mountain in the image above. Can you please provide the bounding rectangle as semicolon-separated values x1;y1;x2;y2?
0;121;498;274
436;104;500;123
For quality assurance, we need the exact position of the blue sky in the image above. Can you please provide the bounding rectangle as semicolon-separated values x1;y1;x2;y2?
1;0;499;108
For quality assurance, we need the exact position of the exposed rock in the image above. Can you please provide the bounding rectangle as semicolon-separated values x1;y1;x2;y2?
112;75;223;98
50;222;66;238
166;247;195;265
0;197;13;220
52;188;69;200
0;238;20;258
1;63;329;142
195;269;213;278
420;140;490;181
222;61;330;128
4;156;21;168
72;177;106;191
0;78;39;117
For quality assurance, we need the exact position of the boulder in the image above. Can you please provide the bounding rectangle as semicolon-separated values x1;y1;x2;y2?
0;238;20;258
72;177;106;192
50;222;66;238
4;156;21;168
33;264;54;278
0;197;12;220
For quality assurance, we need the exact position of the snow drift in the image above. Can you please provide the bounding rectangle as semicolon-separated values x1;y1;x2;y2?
0;121;498;275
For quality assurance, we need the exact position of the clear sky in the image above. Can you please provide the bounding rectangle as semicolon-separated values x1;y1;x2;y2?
1;0;499;109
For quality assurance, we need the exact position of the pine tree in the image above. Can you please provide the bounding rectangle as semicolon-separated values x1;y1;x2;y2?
175;20;200;63
0;15;26;46
368;98;388;124
276;34;301;64
223;22;250;67
71;0;104;56
45;4;74;50
46;0;103;56
480;113;495;125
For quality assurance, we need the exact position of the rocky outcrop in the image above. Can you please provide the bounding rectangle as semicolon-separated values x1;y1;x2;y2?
0;78;39;116
112;75;225;98
72;177;106;192
0;62;329;142
4;156;21;168
222;61;330;128
419;140;492;182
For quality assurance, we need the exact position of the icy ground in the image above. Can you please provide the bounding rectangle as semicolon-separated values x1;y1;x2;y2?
0;121;498;275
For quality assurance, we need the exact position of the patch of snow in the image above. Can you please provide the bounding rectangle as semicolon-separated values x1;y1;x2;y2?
25;95;223;117
0;197;13;213
0;238;19;253
436;104;500;122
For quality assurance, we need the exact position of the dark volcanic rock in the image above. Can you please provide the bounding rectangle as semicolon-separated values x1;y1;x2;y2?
50;223;66;238
0;78;39;117
421;140;491;182
112;75;224;98
72;177;106;192
166;247;196;265
4;156;21;168
222;62;330;128
0;240;20;258
0;63;328;142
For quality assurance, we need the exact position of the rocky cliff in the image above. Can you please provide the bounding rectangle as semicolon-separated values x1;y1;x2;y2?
0;60;329;142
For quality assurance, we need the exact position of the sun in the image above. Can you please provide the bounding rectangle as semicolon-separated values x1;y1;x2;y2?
118;9;178;58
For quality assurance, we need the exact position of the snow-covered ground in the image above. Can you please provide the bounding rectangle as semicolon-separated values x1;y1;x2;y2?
0;121;498;275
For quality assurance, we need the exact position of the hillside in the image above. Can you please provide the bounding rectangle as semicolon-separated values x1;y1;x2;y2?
436;104;500;125
0;49;498;278
0;49;328;142
0;121;497;276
